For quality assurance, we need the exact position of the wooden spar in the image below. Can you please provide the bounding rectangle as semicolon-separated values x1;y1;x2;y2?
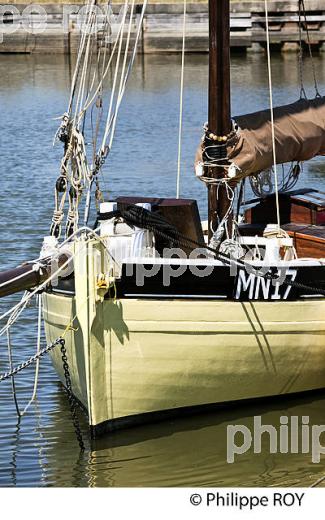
208;0;232;237
0;264;48;299
0;255;69;299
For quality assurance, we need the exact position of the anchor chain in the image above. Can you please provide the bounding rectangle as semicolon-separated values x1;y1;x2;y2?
60;340;85;451
0;337;63;382
0;336;85;451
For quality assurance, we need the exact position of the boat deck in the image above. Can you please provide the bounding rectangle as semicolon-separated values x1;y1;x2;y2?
239;223;325;259
242;189;325;259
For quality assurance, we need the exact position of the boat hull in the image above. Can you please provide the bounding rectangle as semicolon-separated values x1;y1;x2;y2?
42;292;325;434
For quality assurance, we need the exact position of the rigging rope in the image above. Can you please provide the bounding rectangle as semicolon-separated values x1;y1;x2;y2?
249;0;320;199
52;0;147;238
4;295;43;417
0;224;118;328
99;0;129;155
298;0;321;98
298;0;307;100
77;5;128;119
0;291;32;338
264;0;281;233
108;0;136;147
7;326;20;415
176;0;186;199
0;335;86;451
68;0;96;116
100;0;147;157
22;294;42;415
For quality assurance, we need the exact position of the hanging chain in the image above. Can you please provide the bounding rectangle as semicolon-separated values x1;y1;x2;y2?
0;337;63;382
60;341;85;451
1;335;85;451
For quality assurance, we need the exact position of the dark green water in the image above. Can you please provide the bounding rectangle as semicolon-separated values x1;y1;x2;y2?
0;53;324;487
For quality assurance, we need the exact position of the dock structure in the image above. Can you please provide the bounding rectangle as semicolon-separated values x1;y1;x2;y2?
0;1;325;53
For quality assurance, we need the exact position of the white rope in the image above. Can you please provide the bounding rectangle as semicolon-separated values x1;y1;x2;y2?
176;0;186;199
0;267;38;290
0;225;114;327
100;0;129;153
52;0;146;232
209;182;235;241
83;8;110;108
74;23;94;130
7;325;20;416
101;0;147;154
20;294;42;415
3;295;47;417
107;0;136;151
264;0;281;233
0;292;30;338
78;3;129;117
56;0;128;213
0;256;74;327
67;0;96;115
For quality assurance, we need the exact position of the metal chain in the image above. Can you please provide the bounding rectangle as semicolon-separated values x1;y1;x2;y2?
60;341;85;451
1;335;85;450
0;337;62;382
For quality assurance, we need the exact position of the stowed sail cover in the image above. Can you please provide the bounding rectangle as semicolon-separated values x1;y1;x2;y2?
196;97;325;180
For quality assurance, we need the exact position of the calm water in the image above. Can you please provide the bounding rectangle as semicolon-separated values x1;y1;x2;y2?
0;53;325;487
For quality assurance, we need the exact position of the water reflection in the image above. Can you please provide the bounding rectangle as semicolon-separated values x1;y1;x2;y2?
39;391;325;487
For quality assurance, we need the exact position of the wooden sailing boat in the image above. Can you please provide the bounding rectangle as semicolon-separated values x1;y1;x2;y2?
1;0;325;436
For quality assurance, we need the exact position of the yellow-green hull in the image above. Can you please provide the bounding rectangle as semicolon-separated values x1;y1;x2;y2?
43;291;325;431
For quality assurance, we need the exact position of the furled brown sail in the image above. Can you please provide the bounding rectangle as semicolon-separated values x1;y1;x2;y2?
196;97;325;180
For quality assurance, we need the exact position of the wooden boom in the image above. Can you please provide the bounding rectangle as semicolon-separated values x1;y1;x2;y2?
0;254;69;299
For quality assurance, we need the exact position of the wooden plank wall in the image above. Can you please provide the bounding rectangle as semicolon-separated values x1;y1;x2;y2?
0;1;325;54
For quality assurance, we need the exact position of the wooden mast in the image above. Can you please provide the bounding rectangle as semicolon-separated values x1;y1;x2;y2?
208;0;232;237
